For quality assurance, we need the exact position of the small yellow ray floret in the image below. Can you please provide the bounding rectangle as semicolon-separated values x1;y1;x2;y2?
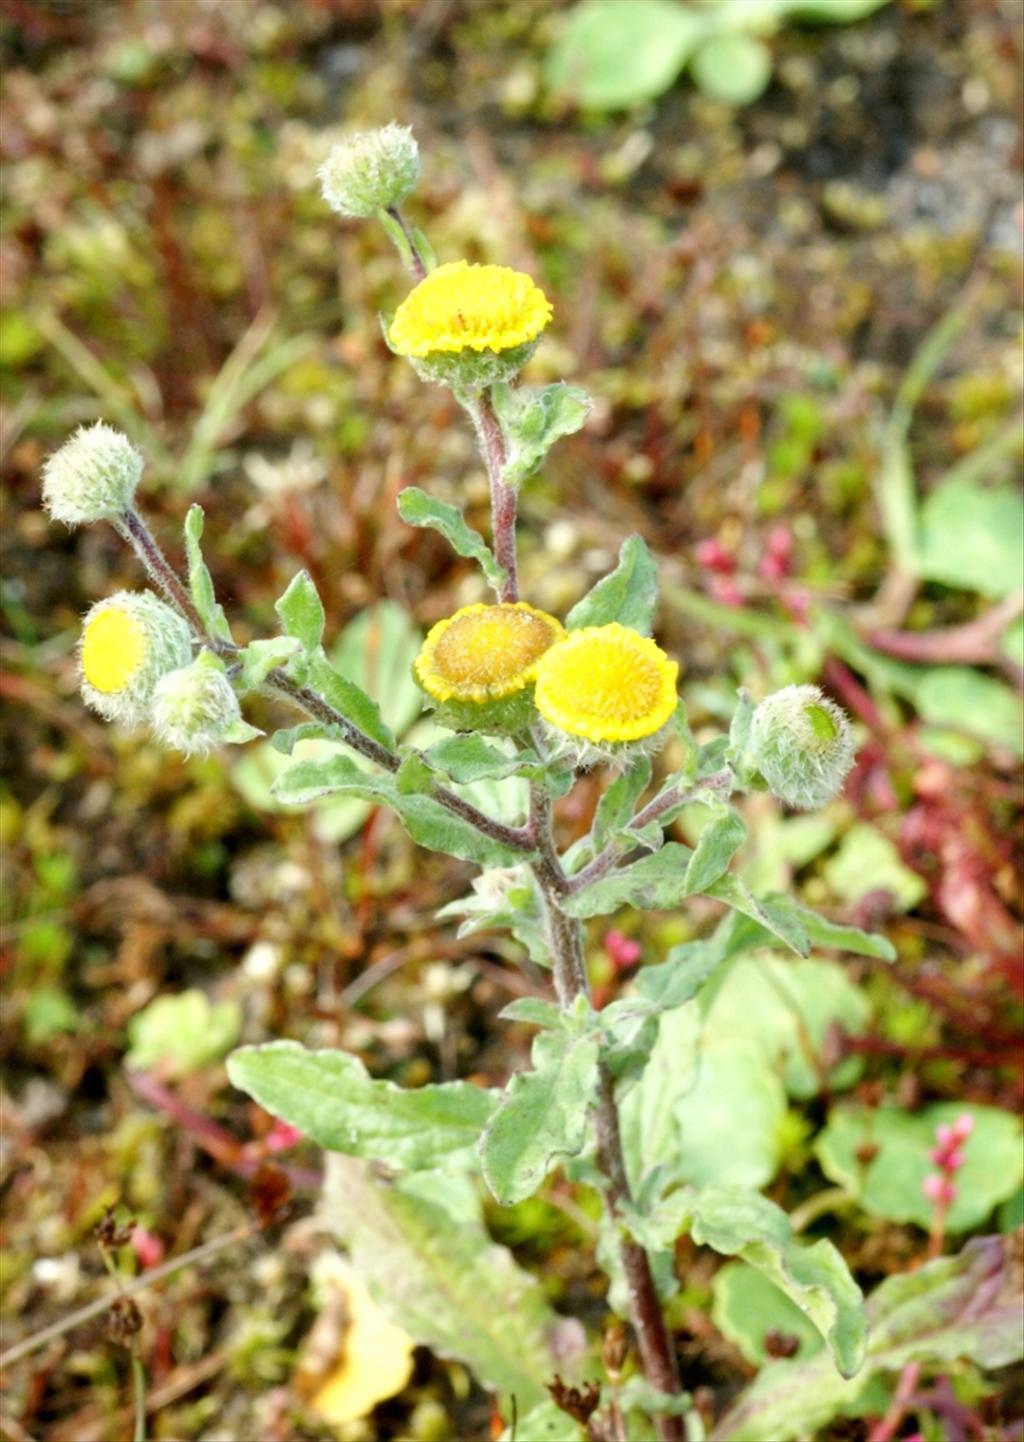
534;623;679;743
415;602;565;703
81;604;147;694
389;261;553;357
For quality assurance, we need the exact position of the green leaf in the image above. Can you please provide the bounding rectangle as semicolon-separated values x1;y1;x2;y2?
330;600;424;738
671;1039;788;1189
918;471;1024;599
500;1402;585;1442
272;751;525;866
690;34;772;106
701;955;870;1099
823;822;926;912
227;1041;495;1171
397;486;506;590
183;504;232;642
491;381;592;487
590;757;653;852
423;734;532;784
713;1233;1024;1441
620;1002;702;1188
324;1154;574;1410
713;1262;824;1366
307;652;396;752
915;666;1024;757
633;913;747;1010
480;1037;600;1205
566;534;659;635
789;903;896;962
275;569;325;654
705;875;810;956
683;808;747;895
127;990;240;1080
783;0;890;19
546;0;704;110
270;722;345;755
815;1102;1024;1233
236;636;302;692
563;842;694;918
498;997;563;1029
649;1186;865;1378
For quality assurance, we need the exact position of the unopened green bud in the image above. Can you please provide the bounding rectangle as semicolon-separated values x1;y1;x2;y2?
747;684;855;811
151;651;243;757
318;124;419;219
42;423;143;527
79;591;192;726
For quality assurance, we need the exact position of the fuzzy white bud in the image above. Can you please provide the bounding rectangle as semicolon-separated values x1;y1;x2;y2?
318;124;419;218
747;684;855;811
151;652;242;756
42;423;143;527
79;591;192;726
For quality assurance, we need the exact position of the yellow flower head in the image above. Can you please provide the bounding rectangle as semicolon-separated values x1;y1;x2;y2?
415;602;565;703
79;591;192;725
389;261;552;358
534;623;679;744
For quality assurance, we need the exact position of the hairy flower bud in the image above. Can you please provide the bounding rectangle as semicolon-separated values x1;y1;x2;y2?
747;684;854;811
151;652;243;756
42;422;143;527
318;124;419;219
79;591;192;725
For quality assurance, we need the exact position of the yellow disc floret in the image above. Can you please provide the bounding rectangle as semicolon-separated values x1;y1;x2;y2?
534;623;679;744
390;261;553;357
415;602;565;703
81;604;148;693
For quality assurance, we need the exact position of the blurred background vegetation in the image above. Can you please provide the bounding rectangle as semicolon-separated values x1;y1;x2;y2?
1;1;1021;1439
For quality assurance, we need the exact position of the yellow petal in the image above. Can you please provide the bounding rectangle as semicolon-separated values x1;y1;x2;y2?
309;1263;415;1428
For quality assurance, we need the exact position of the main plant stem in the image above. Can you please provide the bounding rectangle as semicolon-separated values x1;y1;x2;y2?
530;792;685;1442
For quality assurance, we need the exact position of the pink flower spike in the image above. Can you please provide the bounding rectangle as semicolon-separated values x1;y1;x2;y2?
923;1173;956;1206
953;1113;975;1140
930;1145;949;1167
605;929;642;972
944;1148;966;1172
935;1122;955;1148
695;538;734;575
265;1121;304;1152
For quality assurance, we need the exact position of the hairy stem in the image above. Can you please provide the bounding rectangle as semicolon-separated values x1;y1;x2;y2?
468;390;519;602
531;799;684;1441
385;206;427;282
117;509;213;644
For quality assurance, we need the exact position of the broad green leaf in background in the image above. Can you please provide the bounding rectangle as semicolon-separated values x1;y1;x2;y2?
713;1262;824;1365
275;568;325;653
914;666;1024;758
816;1102;1024;1232
917;433;1024;597
227;1042;496;1171
480;1036;600;1205
183;504;232;642
700;955;870;1098
126;990;241;1079
397;487;506;591
493;381;592;488
324;1155;578;1411
705;875;810;956
232;736;372;842
713;1233;1024;1441
690;34;772;105
823;822;926;911
330;600;423;738
671;1040;789;1189
565;534;660;634
783;0;890;19
500;1402;585;1442
621;1001;702;1190
563;843;694;918
546;0;704;110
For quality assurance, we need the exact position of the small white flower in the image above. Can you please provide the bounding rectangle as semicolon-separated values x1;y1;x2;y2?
42;423;143;527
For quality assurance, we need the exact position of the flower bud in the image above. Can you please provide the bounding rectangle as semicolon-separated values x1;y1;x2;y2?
42;423;143;527
151;652;242;756
79;591;192;725
318;123;419;219
746;684;854;811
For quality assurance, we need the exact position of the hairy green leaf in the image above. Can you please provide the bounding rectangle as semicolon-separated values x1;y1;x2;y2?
306;652;395;751
398;486;506;589
492;381;592;487
236;636;301;692
423;734;533;784
684;808;747;895
564;842;694;918
228;1041;496;1171
566;534;659;634
480;1037;600;1205
183;504;232;642
275;569;325;654
324;1155;577;1409
705;875;810;956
